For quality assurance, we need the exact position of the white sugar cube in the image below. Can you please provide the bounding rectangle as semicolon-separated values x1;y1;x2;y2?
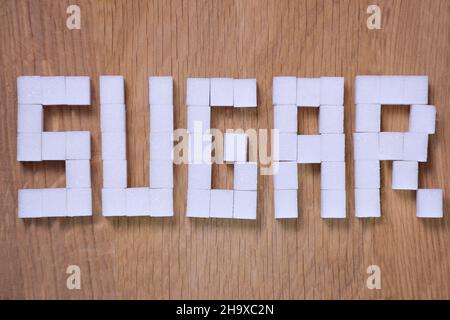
210;189;234;219
403;132;428;162
404;76;428;105
103;160;127;188
379;132;403;160
17;133;42;161
273;105;297;133
42;188;67;217
319;105;344;133
408;105;436;134
273;161;298;190
355;76;380;104
210;77;233;107
149;188;173;217
355;189;381;218
233;79;257;107
186;189;211;218
65;76;91;105
296;77;320;107
149;76;173;105
150;104;173;133
66;160;91;188
320;77;344;105
126;187;150;216
233;190;257;219
224;133;248;162
379;76;405;105
233;162;257;191
42;76;66;105
42;132;66;160
186;78;210;106
187;106;211;133
102;188;126;216
321;134;345;162
100;76;125;104
67;188;92;217
355;104;381;133
353;133;379;160
297;135;321;163
150;160;173;189
273;76;297;105
67;131;91;160
321;189;346;219
101;132;125;160
274;189;298;218
416;189;443;218
18;189;43;218
273;133;297;161
354;160;380;189
186;189;210;218
321;161;345;190
188;133;212;164
392;161;418;190
150;132;173;161
100;104;126;132
17;104;43;133
188;163;212;190
17;76;42;104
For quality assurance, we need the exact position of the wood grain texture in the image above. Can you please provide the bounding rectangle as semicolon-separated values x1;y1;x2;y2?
0;0;449;299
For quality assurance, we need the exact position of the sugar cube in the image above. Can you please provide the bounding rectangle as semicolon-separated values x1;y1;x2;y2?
233;162;257;191
103;160;127;188
273;161;298;190
379;132;403;160
273;133;297;161
149;160;173;189
297;135;321;163
408;105;436;134
233;79;257;107
319;105;344;133
126;187;150;216
17;133;42;161
66;131;91;160
150;104;173;133
404;76;428;105
100;76;125;104
353;133;379;160
100;104;126;132
17;76;42;104
321;161;346;190
186;189;210;218
66;160;91;188
355;189;381;218
296;77;320;107
354;160;380;189
150;132;173;161
65;76;91;105
392;161;418;190
355;76;380;104
18;189;42;218
321;189;346;219
149;76;173;105
149;188;173;217
187;106;211;133
321;134;345;162
210;78;233;107
233;190;257;219
17;104;43;133
379;76;404;105
67;188;92;217
42;132;66;160
42;76;66;105
416;189;443;218
210;189;234;219
320;77;344;105
403;132;428;162
188;163;212;190
273;105;297;133
188;133;212;164
102;188;126;216
186;78;210;106
42;188;67;217
355;104;381;133
273;76;297;105
274;189;298;218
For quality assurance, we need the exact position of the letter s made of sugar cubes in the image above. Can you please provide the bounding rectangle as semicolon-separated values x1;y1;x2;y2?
16;75;443;219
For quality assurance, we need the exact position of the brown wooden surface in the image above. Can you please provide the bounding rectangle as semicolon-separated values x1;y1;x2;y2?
1;0;449;299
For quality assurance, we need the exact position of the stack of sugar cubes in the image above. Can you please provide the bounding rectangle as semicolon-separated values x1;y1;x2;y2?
354;75;442;218
186;78;258;219
17;76;92;218
273;76;346;219
100;76;174;217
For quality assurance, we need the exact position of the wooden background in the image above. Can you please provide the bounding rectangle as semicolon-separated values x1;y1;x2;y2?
0;0;449;300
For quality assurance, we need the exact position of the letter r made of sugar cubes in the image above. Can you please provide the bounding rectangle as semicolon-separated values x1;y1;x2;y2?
16;75;443;219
